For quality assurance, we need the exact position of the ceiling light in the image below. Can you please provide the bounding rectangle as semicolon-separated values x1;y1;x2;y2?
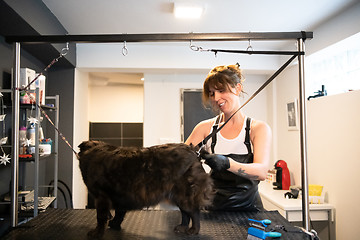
173;3;204;19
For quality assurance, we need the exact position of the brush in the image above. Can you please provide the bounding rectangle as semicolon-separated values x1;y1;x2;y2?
247;227;282;240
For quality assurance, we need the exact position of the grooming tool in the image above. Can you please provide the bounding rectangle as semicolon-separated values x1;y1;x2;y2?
247;227;282;240
248;218;272;228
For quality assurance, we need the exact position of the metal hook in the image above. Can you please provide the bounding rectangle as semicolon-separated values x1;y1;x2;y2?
190;41;211;53
190;40;200;51
196;144;205;158
246;39;253;53
122;41;128;56
60;42;69;56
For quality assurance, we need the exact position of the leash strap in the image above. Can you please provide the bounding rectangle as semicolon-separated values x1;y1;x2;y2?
196;53;299;151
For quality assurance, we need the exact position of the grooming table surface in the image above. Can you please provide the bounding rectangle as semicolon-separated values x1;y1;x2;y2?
1;209;309;240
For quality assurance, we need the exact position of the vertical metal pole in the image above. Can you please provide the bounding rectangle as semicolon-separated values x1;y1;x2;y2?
11;42;21;227
54;95;59;208
33;88;40;217
297;38;311;230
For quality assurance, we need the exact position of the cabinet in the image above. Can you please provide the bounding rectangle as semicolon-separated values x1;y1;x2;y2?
0;87;59;220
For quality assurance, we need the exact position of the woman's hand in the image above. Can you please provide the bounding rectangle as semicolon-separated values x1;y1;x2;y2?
201;151;230;171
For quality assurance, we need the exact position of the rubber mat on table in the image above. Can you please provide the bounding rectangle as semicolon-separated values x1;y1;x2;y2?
1;209;310;240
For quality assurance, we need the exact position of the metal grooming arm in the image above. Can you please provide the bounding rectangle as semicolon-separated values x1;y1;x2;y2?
8;31;312;231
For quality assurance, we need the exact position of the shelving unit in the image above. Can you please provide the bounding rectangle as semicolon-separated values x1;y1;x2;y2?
0;87;59;220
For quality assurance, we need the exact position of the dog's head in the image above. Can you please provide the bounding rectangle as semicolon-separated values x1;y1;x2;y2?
78;140;104;158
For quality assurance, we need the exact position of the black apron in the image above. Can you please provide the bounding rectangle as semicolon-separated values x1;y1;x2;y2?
208;117;263;211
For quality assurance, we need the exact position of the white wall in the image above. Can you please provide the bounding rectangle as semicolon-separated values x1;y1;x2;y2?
273;64;301;184
143;73;204;146
306;2;360;56
76;42;280;73
88;84;143;122
307;90;360;240
273;2;360;239
72;73;144;208
143;72;270;147
72;69;90;209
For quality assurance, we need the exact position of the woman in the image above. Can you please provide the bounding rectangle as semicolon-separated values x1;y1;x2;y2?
185;64;272;211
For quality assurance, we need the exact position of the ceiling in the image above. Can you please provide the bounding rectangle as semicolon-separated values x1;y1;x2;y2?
42;0;356;35
40;0;358;85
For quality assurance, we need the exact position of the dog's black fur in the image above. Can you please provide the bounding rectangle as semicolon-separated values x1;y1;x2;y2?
78;140;214;239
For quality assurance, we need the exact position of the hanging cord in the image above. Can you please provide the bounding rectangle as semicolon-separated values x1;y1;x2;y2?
19;43;79;157
24;91;78;157
190;41;304;56
48;179;73;209
20;43;69;92
196;53;299;154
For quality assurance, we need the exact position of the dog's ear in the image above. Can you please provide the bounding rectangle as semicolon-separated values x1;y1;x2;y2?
78;140;101;152
189;143;200;152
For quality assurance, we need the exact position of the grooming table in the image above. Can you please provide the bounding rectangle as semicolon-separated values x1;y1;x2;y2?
1;209;310;239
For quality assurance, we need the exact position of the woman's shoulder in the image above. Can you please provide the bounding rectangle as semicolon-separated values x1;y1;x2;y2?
185;116;218;145
195;116;218;129
249;118;271;135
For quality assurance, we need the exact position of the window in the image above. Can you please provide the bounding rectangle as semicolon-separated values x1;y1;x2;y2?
305;32;360;98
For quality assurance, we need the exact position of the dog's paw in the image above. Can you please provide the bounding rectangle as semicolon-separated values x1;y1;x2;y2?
87;228;104;240
174;224;189;234
187;227;200;235
108;219;121;230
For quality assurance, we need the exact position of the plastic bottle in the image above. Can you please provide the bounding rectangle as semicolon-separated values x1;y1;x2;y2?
39;126;44;140
27;124;36;146
19;126;27;154
26;124;36;154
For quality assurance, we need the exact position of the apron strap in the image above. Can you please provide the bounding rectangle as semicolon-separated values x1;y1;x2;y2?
211;115;221;153
210;116;252;154
244;117;252;154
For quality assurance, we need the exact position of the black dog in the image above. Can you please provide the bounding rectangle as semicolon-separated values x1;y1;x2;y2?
78;140;214;239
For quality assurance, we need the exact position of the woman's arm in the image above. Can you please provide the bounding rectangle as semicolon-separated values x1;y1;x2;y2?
185;119;212;146
228;120;272;181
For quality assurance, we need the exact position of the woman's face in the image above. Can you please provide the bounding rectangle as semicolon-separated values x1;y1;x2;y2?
208;83;242;114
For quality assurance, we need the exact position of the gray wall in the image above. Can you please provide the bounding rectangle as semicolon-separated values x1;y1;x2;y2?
0;36;45;198
0;0;76;209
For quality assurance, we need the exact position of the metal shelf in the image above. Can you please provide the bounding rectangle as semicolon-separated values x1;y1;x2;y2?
1;87;59;224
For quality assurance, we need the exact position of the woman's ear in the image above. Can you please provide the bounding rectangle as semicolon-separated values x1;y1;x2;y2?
235;83;243;95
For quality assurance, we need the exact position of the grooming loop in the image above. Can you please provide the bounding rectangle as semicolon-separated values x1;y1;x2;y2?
122;41;129;56
60;42;69;56
246;39;254;53
189;40;210;52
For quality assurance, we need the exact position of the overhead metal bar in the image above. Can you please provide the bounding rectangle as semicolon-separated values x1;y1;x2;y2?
208;49;304;56
6;31;313;44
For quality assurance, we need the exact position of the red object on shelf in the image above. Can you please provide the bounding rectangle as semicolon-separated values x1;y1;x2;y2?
273;160;291;190
19;154;32;158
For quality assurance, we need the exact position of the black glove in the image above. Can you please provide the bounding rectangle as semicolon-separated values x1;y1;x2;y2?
201;151;230;171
